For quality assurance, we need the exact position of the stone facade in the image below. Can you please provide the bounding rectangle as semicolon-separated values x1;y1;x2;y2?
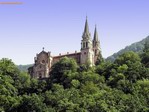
28;18;102;79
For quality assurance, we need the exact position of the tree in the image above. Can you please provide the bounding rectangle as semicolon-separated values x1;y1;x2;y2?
15;71;31;95
114;51;146;83
0;58;20;78
50;57;78;88
114;51;141;66
17;94;47;112
0;59;20;111
95;61;114;81
0;72;20;111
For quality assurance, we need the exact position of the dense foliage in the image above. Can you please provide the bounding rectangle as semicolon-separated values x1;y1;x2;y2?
1;45;149;111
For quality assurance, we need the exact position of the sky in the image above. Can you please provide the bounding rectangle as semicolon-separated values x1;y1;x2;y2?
0;0;149;65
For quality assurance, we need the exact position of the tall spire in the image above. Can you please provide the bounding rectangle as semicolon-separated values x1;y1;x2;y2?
93;25;98;41
84;16;89;33
82;16;90;39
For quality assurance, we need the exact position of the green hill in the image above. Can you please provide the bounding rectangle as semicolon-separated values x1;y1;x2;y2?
17;64;33;72
106;36;149;62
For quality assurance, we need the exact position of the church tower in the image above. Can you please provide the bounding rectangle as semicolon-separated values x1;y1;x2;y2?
28;17;103;79
80;17;94;66
92;25;102;63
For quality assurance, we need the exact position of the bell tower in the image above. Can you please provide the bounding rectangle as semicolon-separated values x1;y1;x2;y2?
80;17;94;66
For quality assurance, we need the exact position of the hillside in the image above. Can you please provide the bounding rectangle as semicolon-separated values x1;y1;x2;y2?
106;36;149;62
17;64;33;72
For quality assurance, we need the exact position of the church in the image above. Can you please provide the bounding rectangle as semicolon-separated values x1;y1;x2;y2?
28;18;102;79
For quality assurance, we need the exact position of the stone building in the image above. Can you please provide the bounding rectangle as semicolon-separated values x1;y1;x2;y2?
28;18;102;79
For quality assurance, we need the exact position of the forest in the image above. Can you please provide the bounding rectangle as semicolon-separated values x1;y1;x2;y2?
0;41;149;112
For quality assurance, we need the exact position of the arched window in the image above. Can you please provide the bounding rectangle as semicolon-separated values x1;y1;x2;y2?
39;73;42;78
86;42;88;48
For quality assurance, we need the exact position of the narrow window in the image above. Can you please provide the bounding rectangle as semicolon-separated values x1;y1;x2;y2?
86;42;88;48
83;42;85;48
95;50;97;55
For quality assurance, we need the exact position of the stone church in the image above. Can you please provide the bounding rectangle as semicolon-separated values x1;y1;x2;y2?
28;18;102;79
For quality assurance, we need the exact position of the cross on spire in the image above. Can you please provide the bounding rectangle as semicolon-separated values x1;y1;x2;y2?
42;47;44;51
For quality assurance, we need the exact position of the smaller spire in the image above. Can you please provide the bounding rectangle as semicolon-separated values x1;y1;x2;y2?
93;25;98;41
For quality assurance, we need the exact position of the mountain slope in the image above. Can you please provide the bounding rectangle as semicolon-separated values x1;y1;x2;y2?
106;36;149;62
17;64;33;72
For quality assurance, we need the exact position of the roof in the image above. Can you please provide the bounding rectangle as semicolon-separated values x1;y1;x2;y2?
53;52;81;58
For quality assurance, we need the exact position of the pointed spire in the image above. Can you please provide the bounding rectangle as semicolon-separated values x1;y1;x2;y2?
82;16;91;39
93;25;98;41
93;25;100;49
84;16;89;34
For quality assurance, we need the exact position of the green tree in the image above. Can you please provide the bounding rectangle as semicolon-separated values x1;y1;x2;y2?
0;72;20;111
114;51;141;66
114;51;146;83
0;58;20;78
50;57;78;88
0;58;21;111
17;94;47;112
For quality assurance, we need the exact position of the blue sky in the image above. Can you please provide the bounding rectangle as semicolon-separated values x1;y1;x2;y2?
0;0;149;65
